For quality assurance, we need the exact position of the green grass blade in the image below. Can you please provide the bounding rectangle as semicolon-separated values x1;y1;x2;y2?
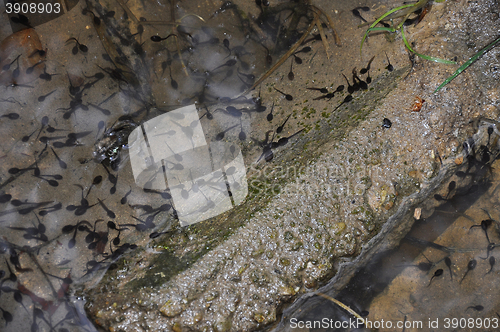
401;27;457;64
434;35;500;93
360;3;415;54
366;27;396;34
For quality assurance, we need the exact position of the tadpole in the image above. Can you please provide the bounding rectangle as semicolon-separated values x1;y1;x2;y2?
39;67;59;81
276;128;304;147
28;49;46;58
215;124;238;141
97;198;116;219
267;102;275;122
238;118;246;141
2;54;21;71
333;95;353;112
276;113;292;134
342;73;355;94
274;87;293;101
288;59;295;81
460;258;477;284
352;67;367;90
169;67;178;89
427;268;443;287
360;55;375;83
1;113;20;120
118;188;132;206
444;256;453;279
352;8;367;22
307;87;328;94
37;90;56;102
66;37;88;53
469;219;494;243
25;60;45;75
485;256;495;274
385;52;394;71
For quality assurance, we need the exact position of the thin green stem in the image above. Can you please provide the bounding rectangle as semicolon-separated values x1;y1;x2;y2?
401;27;456;64
360;3;415;54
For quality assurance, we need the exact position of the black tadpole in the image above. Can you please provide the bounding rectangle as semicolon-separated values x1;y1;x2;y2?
121;188;132;204
276;113;292;134
215;124;238;141
238;118;246;141
2;54;21;71
28;49;46;58
385;52;394;71
444;256;453;279
66;37;88;53
460;259;477;283
1;113;19;120
333;95;353;112
51;147;67;169
82;9;101;26
352;68;367;90
288;60;294;81
276;128;304;147
485;256;495;274
39;67;59;81
469;219;493;243
360;55;375;83
274;87;293;101
97;198;116;219
307;87;328;94
200;106;214;120
360;56;375;74
342;73;355;94
25;60;45;75
292;54;302;64
150;33;175;42
37;89;56;102
427;268;443;287
267;102;275;122
352;8;367;22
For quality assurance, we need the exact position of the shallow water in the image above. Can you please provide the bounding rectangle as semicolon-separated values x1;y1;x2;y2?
1;0;500;331
276;119;500;331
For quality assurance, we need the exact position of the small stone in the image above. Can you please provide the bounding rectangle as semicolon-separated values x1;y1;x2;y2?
279;285;296;296
384;201;394;210
254;313;265;323
160;300;184;317
455;156;464;165
414;207;422;220
172;322;182;332
304;277;317;288
279;258;290;266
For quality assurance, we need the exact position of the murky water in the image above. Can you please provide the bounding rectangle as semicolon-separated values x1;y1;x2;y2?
1;0;500;331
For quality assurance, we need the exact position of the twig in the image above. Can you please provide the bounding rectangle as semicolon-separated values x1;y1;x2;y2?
316;292;363;320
